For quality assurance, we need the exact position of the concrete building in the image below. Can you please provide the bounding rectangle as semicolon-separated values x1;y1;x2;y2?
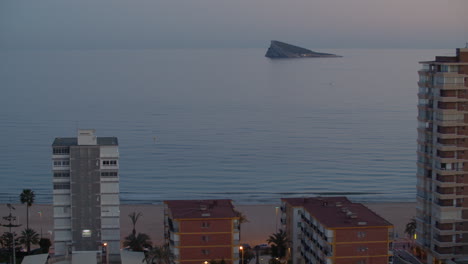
164;199;241;264
52;129;120;262
416;47;468;264
281;197;393;264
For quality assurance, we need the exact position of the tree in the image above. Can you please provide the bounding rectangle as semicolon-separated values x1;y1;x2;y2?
18;228;40;253
267;229;289;260
144;244;173;264
405;218;417;239
124;211;151;252
123;232;151;252
38;238;52;254
19;189;35;230
128;211;142;236
0;232;21;255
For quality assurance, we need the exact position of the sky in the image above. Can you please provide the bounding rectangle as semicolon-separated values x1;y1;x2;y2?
0;0;467;50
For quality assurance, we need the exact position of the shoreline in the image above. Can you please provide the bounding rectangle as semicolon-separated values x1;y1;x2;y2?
0;202;415;247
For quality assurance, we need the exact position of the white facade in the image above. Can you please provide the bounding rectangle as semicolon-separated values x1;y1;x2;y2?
52;129;120;260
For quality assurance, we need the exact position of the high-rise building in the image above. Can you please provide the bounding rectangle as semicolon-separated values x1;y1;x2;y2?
52;129;120;262
164;199;241;264
416;47;468;264
281;197;393;264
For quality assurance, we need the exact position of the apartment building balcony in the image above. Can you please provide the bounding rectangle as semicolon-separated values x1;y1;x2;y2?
434;119;467;127
432;200;463;212
433;191;464;200
434;175;459;188
418;92;431;99
436;95;468;103
434;167;466;176
418;80;432;88
437;132;468;139
433;246;454;259
434;223;457;234
435;143;468;151
434;84;467;90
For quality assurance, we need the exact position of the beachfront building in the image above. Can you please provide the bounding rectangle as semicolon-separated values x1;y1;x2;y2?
52;129;120;262
281;197;394;264
164;199;241;264
416;47;468;264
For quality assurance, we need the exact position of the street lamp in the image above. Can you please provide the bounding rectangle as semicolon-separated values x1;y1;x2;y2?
37;211;42;238
102;242;108;264
240;246;244;264
204;261;208;264
275;206;280;231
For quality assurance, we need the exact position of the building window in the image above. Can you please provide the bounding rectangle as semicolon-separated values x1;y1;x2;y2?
53;160;70;166
82;229;92;237
202;235;209;242
53;183;70;190
358;246;368;252
101;172;118;177
201;222;210;228
53;147;70;155
54;172;70;178
102;160;118;166
357;231;366;238
202;249;210;255
356;260;366;264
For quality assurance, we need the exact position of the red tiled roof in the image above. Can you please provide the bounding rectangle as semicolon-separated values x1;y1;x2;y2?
282;197;392;228
164;199;239;220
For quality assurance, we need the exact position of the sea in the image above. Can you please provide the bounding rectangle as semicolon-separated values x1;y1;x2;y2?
0;48;453;205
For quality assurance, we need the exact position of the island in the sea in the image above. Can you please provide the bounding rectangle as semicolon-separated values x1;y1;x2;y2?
265;40;341;58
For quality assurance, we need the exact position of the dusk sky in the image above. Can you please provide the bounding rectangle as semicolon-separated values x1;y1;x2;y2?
1;0;467;49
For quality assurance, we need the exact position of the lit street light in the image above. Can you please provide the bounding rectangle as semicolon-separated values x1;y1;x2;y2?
240;246;244;264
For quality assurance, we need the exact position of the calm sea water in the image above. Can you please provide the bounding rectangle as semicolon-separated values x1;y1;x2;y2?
0;48;453;204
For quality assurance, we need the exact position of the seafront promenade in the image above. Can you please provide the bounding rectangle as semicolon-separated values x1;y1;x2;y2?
0;202;415;248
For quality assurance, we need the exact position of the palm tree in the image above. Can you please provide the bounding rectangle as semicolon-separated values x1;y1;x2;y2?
267;229;289;260
123;232;152;252
20;189;35;230
18;228;39;253
129;211;142;236
144;243;174;264
405;218;417;239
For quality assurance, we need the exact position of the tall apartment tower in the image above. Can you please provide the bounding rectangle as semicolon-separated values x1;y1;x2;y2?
417;47;468;264
52;129;120;262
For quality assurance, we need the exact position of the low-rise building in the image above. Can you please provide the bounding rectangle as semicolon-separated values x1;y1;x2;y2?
164;199;241;264
281;197;393;264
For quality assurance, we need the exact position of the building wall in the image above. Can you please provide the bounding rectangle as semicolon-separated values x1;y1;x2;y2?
179;233;232;246
180;219;232;233
334;256;388;264
53;147;72;256
416;48;468;263
179;247;233;264
334;228;389;243
178;219;235;264
70;146;101;251
52;133;120;257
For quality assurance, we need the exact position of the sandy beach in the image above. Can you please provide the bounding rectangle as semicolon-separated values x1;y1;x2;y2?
0;202;415;248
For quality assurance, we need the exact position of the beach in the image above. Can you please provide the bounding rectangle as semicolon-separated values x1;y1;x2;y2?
0;202;415;247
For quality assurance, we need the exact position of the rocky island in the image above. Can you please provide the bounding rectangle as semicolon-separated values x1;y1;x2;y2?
265;40;341;58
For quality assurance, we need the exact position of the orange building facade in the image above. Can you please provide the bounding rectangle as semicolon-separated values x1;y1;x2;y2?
281;197;393;264
164;200;241;264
